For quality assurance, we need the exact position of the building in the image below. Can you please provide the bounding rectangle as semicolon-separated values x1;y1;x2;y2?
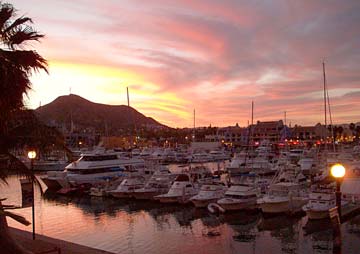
291;123;328;141
252;120;284;142
205;123;248;146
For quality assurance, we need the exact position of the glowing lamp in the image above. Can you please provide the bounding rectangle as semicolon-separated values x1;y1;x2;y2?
27;150;37;160
331;163;346;178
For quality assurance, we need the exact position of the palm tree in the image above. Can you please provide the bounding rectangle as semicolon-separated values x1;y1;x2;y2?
0;2;48;253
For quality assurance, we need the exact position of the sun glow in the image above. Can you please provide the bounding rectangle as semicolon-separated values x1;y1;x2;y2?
26;60;191;126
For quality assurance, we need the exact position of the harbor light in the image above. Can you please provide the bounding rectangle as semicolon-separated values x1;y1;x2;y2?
331;164;346;178
27;149;36;240
330;163;346;220
27;150;37;160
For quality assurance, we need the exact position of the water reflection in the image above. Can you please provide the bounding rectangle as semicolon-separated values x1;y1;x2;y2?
3;176;360;253
222;212;260;243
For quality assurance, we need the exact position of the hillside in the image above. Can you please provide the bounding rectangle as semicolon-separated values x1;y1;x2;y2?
35;94;166;134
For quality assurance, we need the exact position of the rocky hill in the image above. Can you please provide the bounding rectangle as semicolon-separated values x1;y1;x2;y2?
35;94;166;134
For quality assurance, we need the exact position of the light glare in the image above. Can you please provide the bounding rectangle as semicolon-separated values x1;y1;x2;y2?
27;150;37;160
330;163;346;178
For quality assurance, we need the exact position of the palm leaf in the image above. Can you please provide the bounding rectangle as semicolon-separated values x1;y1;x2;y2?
0;3;14;33
1;210;31;226
6;27;45;49
3;16;32;34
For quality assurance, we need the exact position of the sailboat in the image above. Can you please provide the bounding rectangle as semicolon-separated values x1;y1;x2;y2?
302;62;346;219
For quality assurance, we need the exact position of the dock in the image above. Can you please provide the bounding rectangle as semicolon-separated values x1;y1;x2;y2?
10;228;114;254
341;203;360;222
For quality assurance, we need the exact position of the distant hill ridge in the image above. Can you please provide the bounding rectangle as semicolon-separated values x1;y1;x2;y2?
35;94;166;134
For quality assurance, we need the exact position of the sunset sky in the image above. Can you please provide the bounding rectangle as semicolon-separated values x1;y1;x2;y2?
14;0;360;127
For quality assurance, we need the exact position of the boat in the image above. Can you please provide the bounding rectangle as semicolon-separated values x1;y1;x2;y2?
190;152;212;163
154;174;199;204
190;183;227;208
107;176;146;198
41;151;146;191
132;167;177;200
302;186;337;220
257;181;309;214
217;184;260;211
209;150;230;161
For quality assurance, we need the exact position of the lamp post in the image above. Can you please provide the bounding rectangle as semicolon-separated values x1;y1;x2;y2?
330;163;346;219
27;150;37;240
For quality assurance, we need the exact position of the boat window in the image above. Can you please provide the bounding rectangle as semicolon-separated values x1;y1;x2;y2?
74;167;123;174
186;184;192;188
82;155;118;161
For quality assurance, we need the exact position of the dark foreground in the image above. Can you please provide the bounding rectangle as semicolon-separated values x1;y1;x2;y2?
10;227;113;254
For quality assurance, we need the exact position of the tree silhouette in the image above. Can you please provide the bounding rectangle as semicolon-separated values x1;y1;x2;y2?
0;2;48;253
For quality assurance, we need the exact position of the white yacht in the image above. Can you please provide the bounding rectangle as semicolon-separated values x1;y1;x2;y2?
154;174;199;204
41;152;146;191
190;183;227;208
257;181;309;214
209;150;230;161
132;167;177;200
190;152;212;163
217;184;260;211
107;177;146;198
302;187;337;220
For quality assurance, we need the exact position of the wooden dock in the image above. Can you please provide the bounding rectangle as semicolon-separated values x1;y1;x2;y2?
10;228;114;254
341;203;360;222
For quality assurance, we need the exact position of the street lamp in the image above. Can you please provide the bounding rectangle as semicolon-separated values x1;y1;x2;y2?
330;163;346;219
27;150;36;240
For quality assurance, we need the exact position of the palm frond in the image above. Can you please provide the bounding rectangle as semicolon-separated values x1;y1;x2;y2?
1;210;31;226
0;151;32;184
0;2;14;33
2;204;21;209
3;16;32;34
6;27;44;49
0;49;48;73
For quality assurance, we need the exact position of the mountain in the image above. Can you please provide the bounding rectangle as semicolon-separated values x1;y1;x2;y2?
35;94;166;134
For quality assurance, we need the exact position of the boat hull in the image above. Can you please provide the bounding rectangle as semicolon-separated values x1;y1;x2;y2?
156;195;193;204
191;198;218;208
259;198;308;214
133;191;159;200
108;191;133;199
306;210;330;220
218;200;257;211
41;177;62;191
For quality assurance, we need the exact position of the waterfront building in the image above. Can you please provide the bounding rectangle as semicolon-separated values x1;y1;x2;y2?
290;123;327;141
252;120;284;142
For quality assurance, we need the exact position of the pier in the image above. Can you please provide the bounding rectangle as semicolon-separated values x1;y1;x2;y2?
10;228;114;254
341;203;360;222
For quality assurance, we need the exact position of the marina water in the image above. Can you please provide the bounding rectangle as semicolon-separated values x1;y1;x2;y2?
2;162;360;254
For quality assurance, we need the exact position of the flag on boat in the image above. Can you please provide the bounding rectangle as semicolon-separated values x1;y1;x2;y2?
20;178;33;208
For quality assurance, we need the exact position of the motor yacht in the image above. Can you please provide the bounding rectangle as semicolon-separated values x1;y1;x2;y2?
257;181;309;214
217;184;260;211
190;183;227;208
209;150;230;161
302;187;337;220
154;174;199;204
132;167;177;200
107;176;146;198
41;151;146;191
190;152;212;163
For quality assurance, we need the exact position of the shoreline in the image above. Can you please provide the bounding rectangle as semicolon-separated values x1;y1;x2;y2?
10;227;114;254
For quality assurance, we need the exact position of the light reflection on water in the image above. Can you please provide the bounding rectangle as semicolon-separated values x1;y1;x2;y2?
1;174;360;254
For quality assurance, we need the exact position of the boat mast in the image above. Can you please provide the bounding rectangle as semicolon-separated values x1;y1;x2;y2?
323;62;328;152
127;87;137;149
193;109;195;141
